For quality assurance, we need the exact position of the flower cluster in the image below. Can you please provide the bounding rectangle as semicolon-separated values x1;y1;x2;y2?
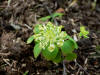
33;22;67;52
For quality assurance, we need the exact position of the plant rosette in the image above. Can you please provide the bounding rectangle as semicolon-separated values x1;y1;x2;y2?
27;22;78;63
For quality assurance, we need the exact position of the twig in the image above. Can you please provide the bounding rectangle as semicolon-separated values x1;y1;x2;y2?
89;55;100;58
0;52;11;56
3;59;12;67
24;24;32;30
76;68;81;75
63;60;67;75
34;14;37;24
10;23;21;30
74;60;90;75
84;58;88;65
10;16;21;30
7;0;12;7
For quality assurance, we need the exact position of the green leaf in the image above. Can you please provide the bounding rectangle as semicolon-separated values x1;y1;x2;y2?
65;35;78;49
39;16;51;21
24;71;29;75
33;25;40;34
79;32;83;37
65;53;77;61
39;13;63;22
27;35;34;44
52;51;62;63
42;46;58;60
69;38;78;49
52;13;64;18
33;44;42;58
61;40;75;55
51;13;64;22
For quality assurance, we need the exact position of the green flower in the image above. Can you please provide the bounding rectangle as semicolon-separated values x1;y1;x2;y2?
48;44;55;52
57;39;64;47
33;22;67;52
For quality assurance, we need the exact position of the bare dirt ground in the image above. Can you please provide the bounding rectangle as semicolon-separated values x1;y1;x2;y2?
0;0;100;75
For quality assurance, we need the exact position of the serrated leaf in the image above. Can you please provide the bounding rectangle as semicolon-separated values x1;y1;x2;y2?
52;51;62;63
33;44;42;58
65;53;77;61
27;35;34;44
42;46;58;60
61;40;75;55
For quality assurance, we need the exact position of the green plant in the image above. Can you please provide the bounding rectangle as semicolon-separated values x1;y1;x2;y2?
39;13;64;22
79;26;89;38
23;71;29;75
27;22;78;63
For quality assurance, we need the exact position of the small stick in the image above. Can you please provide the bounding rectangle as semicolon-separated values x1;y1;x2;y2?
74;60;90;75
63;60;67;75
7;0;11;7
24;24;32;30
0;52;11;56
76;68;81;75
3;59;12;67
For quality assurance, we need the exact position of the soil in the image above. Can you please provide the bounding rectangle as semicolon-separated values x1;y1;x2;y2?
0;0;100;75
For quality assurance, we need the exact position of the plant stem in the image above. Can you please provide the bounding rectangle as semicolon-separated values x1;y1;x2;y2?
74;60;90;75
63;60;67;75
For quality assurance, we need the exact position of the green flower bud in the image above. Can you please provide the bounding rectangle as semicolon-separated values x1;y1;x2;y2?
59;31;67;39
48;44;55;52
39;25;44;31
57;40;64;47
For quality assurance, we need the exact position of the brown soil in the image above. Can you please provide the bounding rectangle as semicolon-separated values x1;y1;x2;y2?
0;0;100;75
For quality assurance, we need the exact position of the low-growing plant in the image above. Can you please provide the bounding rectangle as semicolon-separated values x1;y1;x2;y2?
27;22;78;63
79;26;89;38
